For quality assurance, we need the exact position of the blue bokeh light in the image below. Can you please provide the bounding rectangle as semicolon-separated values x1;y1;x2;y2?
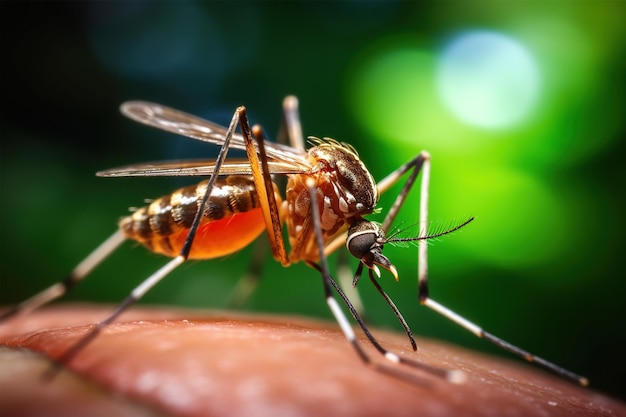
437;30;541;130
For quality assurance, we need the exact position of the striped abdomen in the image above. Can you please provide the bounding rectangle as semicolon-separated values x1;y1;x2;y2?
120;175;276;259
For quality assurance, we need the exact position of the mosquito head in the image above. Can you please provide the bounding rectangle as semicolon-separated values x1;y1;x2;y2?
346;219;399;281
346;216;476;282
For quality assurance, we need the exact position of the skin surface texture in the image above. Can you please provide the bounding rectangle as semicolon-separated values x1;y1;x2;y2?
0;305;624;417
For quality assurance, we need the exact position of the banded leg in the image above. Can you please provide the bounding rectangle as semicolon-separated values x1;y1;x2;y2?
42;106;248;372
336;249;366;319
324;152;431;349
376;151;589;386
0;230;126;322
304;178;465;384
277;95;305;151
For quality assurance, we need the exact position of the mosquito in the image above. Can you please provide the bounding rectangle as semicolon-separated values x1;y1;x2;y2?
0;96;587;386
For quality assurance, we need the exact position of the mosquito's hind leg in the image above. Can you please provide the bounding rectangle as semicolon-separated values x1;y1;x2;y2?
0;230;127;323
42;105;248;374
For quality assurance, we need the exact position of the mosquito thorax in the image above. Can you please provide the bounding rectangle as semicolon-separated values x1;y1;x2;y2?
346;219;398;280
307;138;378;214
285;138;380;262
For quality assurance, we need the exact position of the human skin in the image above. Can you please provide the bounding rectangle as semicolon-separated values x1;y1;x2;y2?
0;305;624;417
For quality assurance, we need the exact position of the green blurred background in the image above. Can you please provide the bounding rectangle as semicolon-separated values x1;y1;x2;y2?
1;1;624;398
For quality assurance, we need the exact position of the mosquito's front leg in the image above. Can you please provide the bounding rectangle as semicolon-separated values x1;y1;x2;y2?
318;151;430;343
304;178;464;385
418;290;589;385
380;151;589;386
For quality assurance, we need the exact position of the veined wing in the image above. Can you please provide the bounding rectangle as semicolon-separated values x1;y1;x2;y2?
97;159;308;178
121;101;309;170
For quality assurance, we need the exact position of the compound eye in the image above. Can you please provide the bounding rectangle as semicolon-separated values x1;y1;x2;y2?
346;220;382;260
346;230;377;259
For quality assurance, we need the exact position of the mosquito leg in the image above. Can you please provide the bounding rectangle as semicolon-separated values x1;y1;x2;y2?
419;297;588;385
274;95;304;196
346;261;416;351
339;252;417;351
366;268;417;351
365;150;589;385
325;152;430;342
306;262;463;384
402;153;590;386
0;230;127;322
336;249;366;318
44;254;186;377
224;96;301;308
312;152;430;322
305;177;369;365
244;121;289;266
43;105;244;372
378;152;430;234
330;266;465;383
279;95;305;151
304;178;464;384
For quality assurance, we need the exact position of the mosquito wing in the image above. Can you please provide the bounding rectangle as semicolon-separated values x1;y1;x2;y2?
97;159;307;178
121;101;310;170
